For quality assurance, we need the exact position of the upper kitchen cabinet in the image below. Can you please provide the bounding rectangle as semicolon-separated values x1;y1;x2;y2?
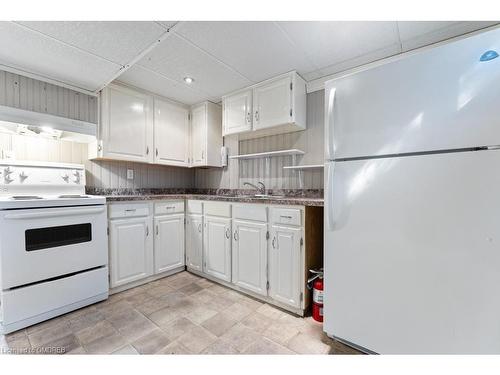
93;83;154;163
154;98;190;167
190;101;223;168
222;89;252;136
222;71;306;140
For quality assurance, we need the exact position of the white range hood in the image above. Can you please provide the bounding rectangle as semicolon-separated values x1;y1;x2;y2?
0;105;96;142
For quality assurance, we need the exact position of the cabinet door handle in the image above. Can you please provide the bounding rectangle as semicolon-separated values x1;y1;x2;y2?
156;225;158;235
272;236;277;249
201;150;205;160
146;226;149;236
156;148;158;157
146;146;149;155
198;223;202;233
255;110;259;122
125;209;136;212
280;215;293;219
246;112;251;124
233;231;239;241
225;227;230;239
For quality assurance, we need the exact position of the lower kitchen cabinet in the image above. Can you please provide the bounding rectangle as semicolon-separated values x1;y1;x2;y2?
204;215;232;283
109;216;153;288
232;219;268;296
186;214;203;272
268;224;302;308
154;213;185;273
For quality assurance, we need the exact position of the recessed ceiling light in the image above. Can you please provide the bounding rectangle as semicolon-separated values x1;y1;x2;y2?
184;77;194;84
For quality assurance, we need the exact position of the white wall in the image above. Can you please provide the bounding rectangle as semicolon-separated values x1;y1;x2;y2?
195;90;325;190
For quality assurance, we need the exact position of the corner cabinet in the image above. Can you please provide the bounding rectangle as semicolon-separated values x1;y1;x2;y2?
154;98;190;167
222;71;306;139
191;101;223;168
96;83;153;163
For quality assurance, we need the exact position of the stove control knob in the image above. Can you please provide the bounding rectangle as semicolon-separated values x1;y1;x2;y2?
19;171;28;181
72;170;81;184
61;172;69;182
4;167;14;183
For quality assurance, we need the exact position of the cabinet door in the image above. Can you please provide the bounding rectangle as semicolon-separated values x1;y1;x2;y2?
191;104;206;166
102;84;153;163
109;217;153;288
154;214;185;274
186;214;203;272
154;98;189;166
253;76;292;130
223;90;252;136
204;216;231;282
269;225;302;308
232;220;268;296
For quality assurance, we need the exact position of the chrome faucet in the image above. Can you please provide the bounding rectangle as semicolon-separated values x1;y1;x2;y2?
243;181;266;195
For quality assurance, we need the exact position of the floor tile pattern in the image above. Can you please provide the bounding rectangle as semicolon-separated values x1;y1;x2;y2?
0;272;362;355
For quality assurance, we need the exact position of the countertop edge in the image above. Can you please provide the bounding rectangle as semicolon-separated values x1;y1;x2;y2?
102;194;324;207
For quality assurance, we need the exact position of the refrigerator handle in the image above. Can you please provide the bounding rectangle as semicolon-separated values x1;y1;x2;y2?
325;87;336;160
326;162;335;231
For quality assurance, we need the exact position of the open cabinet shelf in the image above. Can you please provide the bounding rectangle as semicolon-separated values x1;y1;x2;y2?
229;149;305;160
283;164;324;170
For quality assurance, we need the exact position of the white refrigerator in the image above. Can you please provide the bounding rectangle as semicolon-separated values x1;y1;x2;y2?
324;26;500;354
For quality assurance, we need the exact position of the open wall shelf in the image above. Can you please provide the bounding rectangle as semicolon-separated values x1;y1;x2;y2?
229;149;305;160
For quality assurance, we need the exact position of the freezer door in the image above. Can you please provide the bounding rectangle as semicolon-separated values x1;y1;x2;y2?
324;149;500;354
326;27;500;160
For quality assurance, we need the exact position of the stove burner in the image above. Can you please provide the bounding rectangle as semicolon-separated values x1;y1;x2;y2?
10;196;43;200
58;195;90;199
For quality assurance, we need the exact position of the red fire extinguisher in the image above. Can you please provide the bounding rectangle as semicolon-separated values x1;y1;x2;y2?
308;269;324;322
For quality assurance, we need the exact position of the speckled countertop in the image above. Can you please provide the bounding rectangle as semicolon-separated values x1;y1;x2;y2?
86;188;324;207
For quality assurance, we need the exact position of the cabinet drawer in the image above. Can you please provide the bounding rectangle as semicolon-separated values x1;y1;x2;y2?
232;204;267;222
204;201;231;217
186;200;203;214
271;208;302;226
155;201;184;215
108;202;151;219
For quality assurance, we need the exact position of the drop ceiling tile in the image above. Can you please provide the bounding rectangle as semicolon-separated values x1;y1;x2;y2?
174;21;317;83
313;42;402;79
117;65;210;105
15;21;166;65
277;21;401;75
0;21;120;91
156;21;178;30
398;21;499;51
137;33;251;97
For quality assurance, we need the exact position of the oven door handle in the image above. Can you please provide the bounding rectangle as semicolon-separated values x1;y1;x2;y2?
3;206;106;220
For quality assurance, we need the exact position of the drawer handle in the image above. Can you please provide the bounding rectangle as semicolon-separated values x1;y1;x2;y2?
166;206;175;210
280;215;292;219
125;209;137;212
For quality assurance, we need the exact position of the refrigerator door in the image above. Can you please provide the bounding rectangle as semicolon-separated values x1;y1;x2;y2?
326;27;500;160
324;149;500;354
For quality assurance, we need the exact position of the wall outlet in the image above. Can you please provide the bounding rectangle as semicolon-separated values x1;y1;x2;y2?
127;169;134;180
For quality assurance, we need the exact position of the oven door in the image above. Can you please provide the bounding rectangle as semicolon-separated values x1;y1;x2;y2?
0;204;107;289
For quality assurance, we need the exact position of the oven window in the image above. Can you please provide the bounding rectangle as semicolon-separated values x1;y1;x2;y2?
25;223;92;251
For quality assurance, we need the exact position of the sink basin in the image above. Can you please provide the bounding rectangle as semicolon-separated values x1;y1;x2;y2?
221;194;285;199
253;194;286;199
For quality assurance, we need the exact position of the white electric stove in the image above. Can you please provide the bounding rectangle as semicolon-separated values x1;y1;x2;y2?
0;160;109;334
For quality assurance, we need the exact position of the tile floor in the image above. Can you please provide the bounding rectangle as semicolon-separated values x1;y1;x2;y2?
0;271;361;355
